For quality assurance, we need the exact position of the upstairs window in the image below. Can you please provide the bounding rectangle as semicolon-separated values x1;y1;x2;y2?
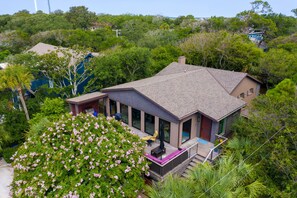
247;88;254;96
239;93;245;99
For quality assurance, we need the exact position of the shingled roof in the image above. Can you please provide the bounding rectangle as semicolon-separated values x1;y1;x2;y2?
103;63;247;122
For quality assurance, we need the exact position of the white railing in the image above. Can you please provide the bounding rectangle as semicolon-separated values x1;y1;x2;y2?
186;142;199;159
203;134;228;164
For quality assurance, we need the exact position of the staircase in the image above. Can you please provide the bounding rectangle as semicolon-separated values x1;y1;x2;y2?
181;154;210;178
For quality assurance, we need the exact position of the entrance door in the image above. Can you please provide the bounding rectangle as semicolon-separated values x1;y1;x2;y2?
200;115;212;141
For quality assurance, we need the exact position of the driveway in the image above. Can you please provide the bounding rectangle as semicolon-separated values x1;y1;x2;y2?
0;158;13;198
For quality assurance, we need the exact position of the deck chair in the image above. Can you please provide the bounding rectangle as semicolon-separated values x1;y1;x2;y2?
141;130;158;146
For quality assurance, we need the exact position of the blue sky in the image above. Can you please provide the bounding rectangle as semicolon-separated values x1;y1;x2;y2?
0;0;296;17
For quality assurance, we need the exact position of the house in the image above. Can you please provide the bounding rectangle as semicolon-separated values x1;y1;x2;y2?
27;42;98;94
67;57;261;148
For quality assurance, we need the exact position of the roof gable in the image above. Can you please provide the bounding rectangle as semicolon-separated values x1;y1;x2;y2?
103;68;246;121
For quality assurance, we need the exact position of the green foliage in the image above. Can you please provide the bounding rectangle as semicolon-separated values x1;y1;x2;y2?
259;48;297;87
29;97;67;127
147;155;266;198
2;145;20;163
11;113;149;197
232;79;297;195
88;47;151;91
150;45;182;74
180;31;263;72
0;49;11;62
138;29;179;49
2;110;29;145
65;6;97;29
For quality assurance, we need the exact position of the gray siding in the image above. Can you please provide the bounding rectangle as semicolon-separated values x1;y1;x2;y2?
106;90;179;123
225;110;240;135
210;122;219;142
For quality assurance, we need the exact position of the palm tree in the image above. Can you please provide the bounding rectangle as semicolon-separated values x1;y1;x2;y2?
147;155;266;198
0;64;34;120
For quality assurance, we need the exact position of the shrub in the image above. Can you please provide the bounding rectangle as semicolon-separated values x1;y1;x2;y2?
2;145;20;163
11;113;149;197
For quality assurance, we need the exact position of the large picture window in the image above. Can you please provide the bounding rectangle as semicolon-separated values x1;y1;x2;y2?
182;119;192;143
120;103;128;124
145;113;155;135
109;99;117;116
132;108;141;129
159;119;170;143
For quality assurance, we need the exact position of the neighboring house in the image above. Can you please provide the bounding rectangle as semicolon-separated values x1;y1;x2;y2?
27;42;98;94
67;57;261;149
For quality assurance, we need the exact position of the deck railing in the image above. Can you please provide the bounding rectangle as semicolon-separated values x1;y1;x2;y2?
203;134;228;164
145;142;199;177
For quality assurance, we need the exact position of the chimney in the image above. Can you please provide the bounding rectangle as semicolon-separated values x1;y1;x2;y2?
178;56;186;64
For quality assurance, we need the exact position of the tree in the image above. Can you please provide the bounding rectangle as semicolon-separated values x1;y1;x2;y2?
31;47;94;98
250;0;272;14
87;47;151;91
0;64;34;120
65;6;97;29
11;113;149;197
180;31;263;72
232;79;297;196
291;8;297;17
147;155;266;198
259;48;297;87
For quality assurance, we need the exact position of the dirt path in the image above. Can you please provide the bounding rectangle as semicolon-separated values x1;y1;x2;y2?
0;158;13;198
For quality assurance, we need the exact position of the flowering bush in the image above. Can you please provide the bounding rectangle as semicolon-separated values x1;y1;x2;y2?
11;113;149;197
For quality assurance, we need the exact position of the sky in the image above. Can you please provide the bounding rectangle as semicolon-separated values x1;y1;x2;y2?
0;0;296;17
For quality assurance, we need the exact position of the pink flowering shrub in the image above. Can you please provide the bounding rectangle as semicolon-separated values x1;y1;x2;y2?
11;113;149;197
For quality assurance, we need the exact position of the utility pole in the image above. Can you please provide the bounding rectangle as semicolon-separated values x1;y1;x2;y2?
112;29;121;37
47;0;51;13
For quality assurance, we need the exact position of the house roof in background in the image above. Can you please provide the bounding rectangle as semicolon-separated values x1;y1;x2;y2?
103;63;247;121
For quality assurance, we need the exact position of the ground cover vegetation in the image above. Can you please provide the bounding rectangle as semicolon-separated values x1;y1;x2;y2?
0;0;297;196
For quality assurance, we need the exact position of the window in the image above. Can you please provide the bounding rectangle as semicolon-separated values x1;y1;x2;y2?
218;119;225;134
145;113;155;135
182;119;192;143
109;99;117;116
132;108;141;129
120;104;128;124
247;88;254;96
159;119;170;143
239;93;245;99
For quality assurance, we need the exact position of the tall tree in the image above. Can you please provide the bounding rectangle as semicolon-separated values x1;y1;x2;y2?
65;6;97;29
232;79;297;196
0;64;34;120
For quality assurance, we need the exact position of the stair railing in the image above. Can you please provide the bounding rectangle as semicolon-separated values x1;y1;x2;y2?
186;141;199;159
203;134;228;164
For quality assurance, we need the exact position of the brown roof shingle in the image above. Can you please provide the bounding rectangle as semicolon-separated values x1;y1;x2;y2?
103;64;247;121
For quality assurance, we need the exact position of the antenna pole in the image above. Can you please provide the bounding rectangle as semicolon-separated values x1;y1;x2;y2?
34;0;38;12
47;0;51;13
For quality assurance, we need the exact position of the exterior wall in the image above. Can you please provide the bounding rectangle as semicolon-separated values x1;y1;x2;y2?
105;90;180;147
170;122;179;148
210;122;219;142
106;90;179;123
224;110;241;135
231;77;260;104
76;100;99;115
178;113;199;147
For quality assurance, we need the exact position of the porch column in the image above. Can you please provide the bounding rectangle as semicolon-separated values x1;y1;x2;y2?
140;111;145;132
155;116;159;132
128;106;132;126
116;101;120;113
106;98;110;116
